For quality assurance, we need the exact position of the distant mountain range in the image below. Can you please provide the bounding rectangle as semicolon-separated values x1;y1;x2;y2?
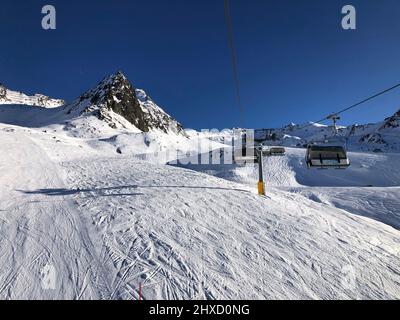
0;72;184;135
0;83;65;108
255;109;400;152
1;73;399;152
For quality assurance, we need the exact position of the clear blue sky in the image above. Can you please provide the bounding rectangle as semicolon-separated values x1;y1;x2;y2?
1;0;400;129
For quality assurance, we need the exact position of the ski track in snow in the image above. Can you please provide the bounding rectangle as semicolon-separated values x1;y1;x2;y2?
0;131;113;299
65;159;400;299
0;124;399;299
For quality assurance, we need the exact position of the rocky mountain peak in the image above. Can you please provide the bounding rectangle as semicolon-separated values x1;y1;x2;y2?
380;109;400;129
65;71;184;134
0;84;6;98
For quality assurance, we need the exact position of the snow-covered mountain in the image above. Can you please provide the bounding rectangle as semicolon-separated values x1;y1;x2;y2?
255;109;400;152
358;110;400;151
0;83;65;108
64;72;185;135
1;121;399;299
0;74;399;300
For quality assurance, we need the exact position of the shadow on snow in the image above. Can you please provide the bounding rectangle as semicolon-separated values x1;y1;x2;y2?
17;184;250;196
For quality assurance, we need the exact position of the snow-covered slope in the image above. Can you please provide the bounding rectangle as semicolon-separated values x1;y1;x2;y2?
358;110;400;151
175;146;400;232
0;123;399;300
64;72;184;134
177;147;400;188
0;84;64;108
0;72;193;161
0;75;399;300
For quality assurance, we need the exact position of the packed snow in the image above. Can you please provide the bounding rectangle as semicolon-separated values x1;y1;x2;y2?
0;90;399;300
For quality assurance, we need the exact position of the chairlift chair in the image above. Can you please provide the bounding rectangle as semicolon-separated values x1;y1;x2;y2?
305;113;351;169
267;147;286;156
305;144;350;169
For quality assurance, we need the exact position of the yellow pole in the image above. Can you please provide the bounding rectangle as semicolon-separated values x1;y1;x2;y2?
257;145;266;196
258;181;265;196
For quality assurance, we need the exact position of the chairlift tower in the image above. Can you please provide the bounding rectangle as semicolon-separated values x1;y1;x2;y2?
327;114;341;135
256;144;265;196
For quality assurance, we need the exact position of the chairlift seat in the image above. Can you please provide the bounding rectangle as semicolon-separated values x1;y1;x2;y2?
306;145;350;169
268;147;286;156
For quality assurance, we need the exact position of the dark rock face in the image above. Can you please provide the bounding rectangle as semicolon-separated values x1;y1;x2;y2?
90;72;150;131
358;109;399;148
360;133;387;144
135;88;185;135
66;71;184;134
381;109;400;129
0;85;6;99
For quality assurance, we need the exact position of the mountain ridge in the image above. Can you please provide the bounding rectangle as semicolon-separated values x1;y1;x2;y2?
0;72;185;136
1;73;398;150
64;71;185;135
255;109;400;152
0;83;65;108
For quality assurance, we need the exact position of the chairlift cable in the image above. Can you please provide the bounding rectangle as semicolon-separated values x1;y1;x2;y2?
334;83;400;116
300;82;400;130
224;0;246;128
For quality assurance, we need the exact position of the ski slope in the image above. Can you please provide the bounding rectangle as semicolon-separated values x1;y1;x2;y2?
177;147;400;230
179;147;400;188
0;129;112;299
0;122;399;300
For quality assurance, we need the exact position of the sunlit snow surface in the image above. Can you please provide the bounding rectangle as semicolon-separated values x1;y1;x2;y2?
0;103;399;300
